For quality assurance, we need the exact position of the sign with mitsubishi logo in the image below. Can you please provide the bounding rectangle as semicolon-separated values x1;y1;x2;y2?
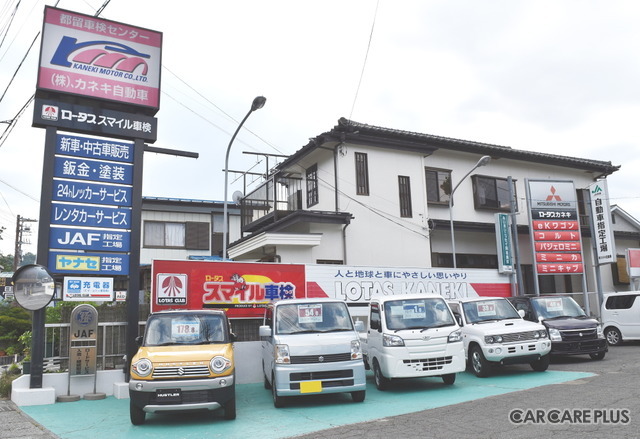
526;179;585;280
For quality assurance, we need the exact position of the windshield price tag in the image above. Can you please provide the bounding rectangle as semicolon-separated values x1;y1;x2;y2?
402;303;426;319
298;304;323;323
172;321;200;340
544;299;563;312
477;302;497;317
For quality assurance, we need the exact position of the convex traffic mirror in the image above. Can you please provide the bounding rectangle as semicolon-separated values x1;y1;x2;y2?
12;264;56;311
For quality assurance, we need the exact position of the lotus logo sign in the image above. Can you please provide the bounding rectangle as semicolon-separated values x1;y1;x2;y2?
156;274;188;306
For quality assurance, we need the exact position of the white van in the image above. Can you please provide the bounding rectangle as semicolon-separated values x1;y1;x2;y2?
601;292;640;345
360;294;465;390
259;298;366;407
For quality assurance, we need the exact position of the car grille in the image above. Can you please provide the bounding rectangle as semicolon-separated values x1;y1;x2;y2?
403;356;453;371
290;353;352;364
560;328;598;341
149;389;215;405
152;365;210;379
290;369;353;381
500;331;539;343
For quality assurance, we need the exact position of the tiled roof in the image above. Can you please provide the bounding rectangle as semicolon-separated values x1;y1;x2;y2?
277;118;620;176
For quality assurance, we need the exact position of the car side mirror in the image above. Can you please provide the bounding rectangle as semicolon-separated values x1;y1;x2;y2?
258;325;272;337
135;335;143;346
518;309;526;318
229;332;237;342
453;312;463;326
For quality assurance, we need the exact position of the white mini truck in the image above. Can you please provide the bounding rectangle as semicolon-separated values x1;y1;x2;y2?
448;297;551;377
360;294;465;390
259;298;367;407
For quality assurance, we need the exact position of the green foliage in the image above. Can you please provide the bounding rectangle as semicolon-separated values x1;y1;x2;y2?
21;252;36;266
0;305;31;353
0;252;12;271
0;369;19;398
18;330;31;360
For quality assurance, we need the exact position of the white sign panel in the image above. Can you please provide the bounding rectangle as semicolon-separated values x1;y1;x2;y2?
589;180;616;264
63;276;114;301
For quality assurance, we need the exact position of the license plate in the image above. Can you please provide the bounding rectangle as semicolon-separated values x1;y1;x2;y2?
156;388;181;403
300;381;322;394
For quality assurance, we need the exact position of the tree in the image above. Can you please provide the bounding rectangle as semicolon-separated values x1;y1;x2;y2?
0;253;12;272
21;252;36;266
0;303;31;353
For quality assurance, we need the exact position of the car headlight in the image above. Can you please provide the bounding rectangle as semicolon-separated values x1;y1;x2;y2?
596;324;604;339
448;329;462;343
351;340;363;359
210;356;232;374
132;358;152;377
383;333;405;347
484;335;503;344
275;344;290;364
548;328;561;341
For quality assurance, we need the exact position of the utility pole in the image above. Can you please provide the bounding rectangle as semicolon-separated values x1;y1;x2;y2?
13;215;37;271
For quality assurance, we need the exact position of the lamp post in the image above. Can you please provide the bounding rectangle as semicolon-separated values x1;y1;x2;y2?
222;96;266;259
449;155;491;268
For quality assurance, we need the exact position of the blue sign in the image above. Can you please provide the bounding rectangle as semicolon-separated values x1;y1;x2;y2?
49;227;131;252
49;251;130;275
54;156;133;185
52;179;132;207
51;202;131;229
56;133;134;163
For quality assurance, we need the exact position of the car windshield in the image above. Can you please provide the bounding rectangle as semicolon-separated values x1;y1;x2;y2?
531;297;587;319
384;298;455;331
276;302;354;334
144;313;227;346
462;299;520;323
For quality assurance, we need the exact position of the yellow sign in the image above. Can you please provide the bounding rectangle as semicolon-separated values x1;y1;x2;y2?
55;255;101;271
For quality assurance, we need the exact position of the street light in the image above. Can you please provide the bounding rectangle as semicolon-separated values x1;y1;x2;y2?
449;155;491;268
222;96;266;259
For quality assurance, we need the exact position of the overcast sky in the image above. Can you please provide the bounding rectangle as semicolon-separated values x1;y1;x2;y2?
1;0;639;257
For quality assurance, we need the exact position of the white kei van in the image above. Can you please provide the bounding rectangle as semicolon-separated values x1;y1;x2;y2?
601;292;640;346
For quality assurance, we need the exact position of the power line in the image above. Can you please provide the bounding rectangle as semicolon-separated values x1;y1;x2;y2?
348;0;379;121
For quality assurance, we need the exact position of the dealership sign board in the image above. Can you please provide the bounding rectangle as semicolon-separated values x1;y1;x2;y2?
526;180;585;275
151;260;511;318
588;180;616;264
38;6;162;111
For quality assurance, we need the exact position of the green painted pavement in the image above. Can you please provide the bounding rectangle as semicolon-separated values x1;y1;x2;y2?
21;370;592;439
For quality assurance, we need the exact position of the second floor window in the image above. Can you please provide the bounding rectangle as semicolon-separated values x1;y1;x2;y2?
355;152;369;195
306;164;318;207
472;175;516;211
398;175;412;217
425;168;451;204
144;221;209;250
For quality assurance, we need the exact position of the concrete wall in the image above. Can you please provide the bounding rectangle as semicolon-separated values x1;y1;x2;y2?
11;341;263;407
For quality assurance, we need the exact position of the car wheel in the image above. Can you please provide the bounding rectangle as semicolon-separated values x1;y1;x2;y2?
129;401;145;425
442;373;456;385
272;373;284;408
530;354;550;372
351;390;366;402
470;345;491;378
605;327;622;346
223;397;236;420
589;352;606;360
372;359;389;391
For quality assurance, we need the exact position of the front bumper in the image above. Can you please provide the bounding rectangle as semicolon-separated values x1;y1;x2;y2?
129;375;235;413
378;342;466;378
482;340;551;364
550;338;608;356
274;360;366;397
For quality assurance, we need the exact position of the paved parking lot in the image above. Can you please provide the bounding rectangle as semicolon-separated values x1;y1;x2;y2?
6;365;594;439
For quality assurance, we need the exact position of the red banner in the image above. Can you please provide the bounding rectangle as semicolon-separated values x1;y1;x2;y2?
152;260;306;318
